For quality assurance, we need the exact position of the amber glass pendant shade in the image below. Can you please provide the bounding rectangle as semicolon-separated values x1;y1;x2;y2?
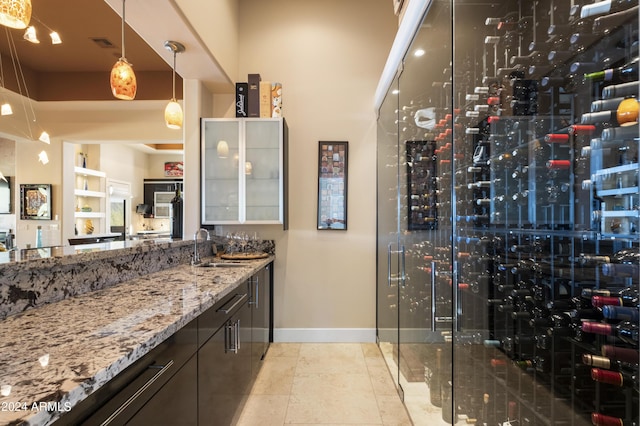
110;59;137;100
0;0;31;29
163;40;185;129
164;100;183;129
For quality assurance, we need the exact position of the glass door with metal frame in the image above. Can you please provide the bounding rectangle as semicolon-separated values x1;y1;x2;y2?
376;74;401;388
396;1;454;422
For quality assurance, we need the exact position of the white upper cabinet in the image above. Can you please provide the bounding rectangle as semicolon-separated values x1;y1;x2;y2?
201;118;288;228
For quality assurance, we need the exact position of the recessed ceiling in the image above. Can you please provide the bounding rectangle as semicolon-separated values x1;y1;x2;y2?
0;0;178;101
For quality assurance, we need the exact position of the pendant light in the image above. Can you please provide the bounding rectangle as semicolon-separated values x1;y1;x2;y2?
163;40;185;129
110;0;136;100
0;0;31;29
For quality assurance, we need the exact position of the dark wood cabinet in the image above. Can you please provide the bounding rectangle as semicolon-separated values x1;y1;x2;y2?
61;263;272;425
65;319;198;425
128;355;198;426
250;263;272;375
198;289;252;425
142;180;183;218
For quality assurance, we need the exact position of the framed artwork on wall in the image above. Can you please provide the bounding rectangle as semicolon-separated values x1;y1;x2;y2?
317;141;348;230
164;161;184;177
20;184;52;220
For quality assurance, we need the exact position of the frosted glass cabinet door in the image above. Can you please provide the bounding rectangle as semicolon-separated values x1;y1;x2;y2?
202;120;241;223
202;118;287;226
245;119;282;222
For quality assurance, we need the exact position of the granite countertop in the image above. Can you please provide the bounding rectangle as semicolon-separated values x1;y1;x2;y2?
0;255;273;425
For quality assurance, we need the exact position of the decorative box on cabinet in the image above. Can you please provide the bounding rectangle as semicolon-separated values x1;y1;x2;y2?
201;118;288;228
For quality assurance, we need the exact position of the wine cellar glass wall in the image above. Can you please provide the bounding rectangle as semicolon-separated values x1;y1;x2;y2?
376;0;639;425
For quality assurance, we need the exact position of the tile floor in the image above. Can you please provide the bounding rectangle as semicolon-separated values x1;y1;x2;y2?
237;343;413;425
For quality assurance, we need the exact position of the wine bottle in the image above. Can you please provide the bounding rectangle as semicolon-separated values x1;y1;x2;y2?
591;367;638;387
603;81;638;99
592;293;639;308
580;0;638;19
591;97;628;112
601;344;639;364
601;124;639;142
582;353;634;370
510;51;547;67
582;321;639;345
585;58;639;83
592;4;640;34
591;412;638;426
602;305;639;322
429;348;443;407
601;263;639;277
580;248;640;267
441;380;457;423
581;100;639;126
479;393;490;426
547;160;571;170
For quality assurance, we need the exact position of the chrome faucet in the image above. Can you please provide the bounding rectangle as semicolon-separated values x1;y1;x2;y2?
192;228;210;265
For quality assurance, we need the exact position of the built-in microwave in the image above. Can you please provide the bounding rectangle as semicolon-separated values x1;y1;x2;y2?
154;192;174;218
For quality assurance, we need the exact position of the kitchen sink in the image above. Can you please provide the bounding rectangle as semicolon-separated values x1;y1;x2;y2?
195;261;246;268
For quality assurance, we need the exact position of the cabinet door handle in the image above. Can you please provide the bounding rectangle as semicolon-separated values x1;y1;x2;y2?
254;277;259;310
100;360;174;426
387;243;392;287
225;319;240;354
400;244;406;288
248;277;259;309
431;261;436;332
217;293;248;314
235;319;241;351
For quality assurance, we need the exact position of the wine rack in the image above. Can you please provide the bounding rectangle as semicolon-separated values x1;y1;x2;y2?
377;0;639;425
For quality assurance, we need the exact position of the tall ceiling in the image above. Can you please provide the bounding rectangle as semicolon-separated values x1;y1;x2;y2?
0;0;180;101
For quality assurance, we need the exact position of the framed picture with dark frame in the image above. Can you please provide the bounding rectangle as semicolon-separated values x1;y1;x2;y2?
317;141;348;230
20;184;52;220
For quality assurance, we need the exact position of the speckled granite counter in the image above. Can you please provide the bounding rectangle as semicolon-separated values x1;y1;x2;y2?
0;255;273;425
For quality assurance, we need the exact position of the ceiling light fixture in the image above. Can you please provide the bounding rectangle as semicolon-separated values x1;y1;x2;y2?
23;25;37;43
163;40;185;129
38;130;49;144
110;0;136;100
31;15;61;44
5;27;49;143
38;150;48;164
0;0;31;29
1;103;12;115
49;31;61;44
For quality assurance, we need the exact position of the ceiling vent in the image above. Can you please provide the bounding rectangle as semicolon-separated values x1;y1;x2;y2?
90;37;116;48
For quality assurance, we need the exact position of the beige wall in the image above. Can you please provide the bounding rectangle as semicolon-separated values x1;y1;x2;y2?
214;0;397;341
175;0;239;88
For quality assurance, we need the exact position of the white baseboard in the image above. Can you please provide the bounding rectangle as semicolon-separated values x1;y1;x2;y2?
274;328;376;343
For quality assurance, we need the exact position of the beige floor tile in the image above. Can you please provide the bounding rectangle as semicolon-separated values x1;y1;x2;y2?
251;356;298;395
267;343;302;357
238;343;411;426
297;343;368;375
376;395;413;426
368;369;399;396
361;342;382;358
286;372;381;424
236;394;289;426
